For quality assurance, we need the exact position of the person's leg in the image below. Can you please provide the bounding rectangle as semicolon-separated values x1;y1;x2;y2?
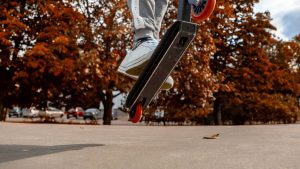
118;0;159;76
127;0;156;41
127;0;169;40
153;0;169;40
118;0;173;90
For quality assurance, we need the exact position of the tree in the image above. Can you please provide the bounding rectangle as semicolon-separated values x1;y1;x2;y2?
71;0;133;125
0;0;134;124
0;1;32;120
3;0;89;110
208;0;300;124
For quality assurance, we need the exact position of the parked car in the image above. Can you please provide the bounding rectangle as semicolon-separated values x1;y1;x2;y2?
45;107;64;118
22;107;39;118
37;109;46;118
155;111;165;118
9;107;22;118
84;108;102;120
66;107;84;119
66;108;76;118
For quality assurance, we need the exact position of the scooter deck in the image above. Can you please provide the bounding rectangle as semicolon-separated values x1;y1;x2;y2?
125;20;197;112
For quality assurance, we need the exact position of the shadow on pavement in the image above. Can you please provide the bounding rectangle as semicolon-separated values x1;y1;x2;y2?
0;144;104;163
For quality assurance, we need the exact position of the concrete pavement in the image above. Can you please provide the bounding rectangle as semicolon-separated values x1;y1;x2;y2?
0;122;300;169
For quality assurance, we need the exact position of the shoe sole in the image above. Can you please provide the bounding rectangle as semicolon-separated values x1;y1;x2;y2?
117;69;173;90
125;60;149;76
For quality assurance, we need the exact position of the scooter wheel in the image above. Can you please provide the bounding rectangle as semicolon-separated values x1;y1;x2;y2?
130;102;143;123
191;0;216;21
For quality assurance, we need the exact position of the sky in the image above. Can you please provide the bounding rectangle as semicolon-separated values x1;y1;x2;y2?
254;0;300;40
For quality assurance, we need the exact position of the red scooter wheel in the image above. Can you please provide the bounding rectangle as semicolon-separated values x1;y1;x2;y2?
191;0;216;21
130;103;143;123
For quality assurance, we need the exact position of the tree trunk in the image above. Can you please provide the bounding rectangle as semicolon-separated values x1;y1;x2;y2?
102;89;113;125
0;101;6;122
213;96;223;125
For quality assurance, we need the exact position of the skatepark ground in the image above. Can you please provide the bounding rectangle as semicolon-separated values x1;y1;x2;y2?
0;120;300;169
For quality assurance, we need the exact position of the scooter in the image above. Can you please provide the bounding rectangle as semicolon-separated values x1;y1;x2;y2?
125;0;216;123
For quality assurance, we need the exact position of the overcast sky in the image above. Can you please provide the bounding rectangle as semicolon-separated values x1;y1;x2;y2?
254;0;300;40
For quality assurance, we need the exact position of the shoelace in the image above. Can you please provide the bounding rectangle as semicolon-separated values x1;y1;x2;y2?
132;37;153;51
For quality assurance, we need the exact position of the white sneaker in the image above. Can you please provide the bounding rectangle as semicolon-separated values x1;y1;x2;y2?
118;37;174;90
119;37;158;76
117;67;174;90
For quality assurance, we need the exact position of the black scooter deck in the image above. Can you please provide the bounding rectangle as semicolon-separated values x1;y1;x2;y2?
125;20;197;112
